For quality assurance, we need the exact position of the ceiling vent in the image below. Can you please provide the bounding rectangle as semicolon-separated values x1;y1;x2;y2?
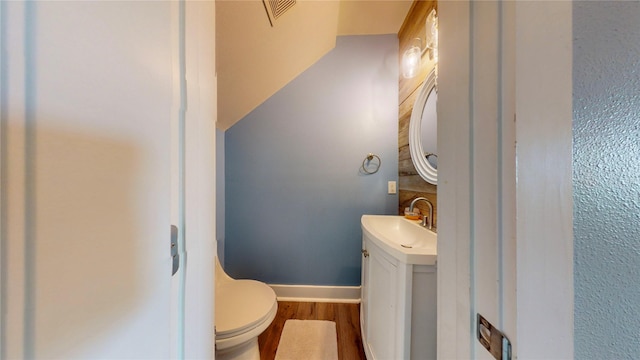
263;0;296;26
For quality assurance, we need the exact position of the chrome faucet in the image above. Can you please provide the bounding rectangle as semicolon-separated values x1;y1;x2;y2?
409;197;434;230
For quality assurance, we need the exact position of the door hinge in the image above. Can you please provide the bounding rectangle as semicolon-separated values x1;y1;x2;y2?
477;313;511;360
171;225;179;276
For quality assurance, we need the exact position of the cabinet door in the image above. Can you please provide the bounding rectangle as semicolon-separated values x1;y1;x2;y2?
367;245;398;360
360;240;369;343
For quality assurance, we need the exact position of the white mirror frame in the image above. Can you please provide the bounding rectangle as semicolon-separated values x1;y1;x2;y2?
409;68;438;185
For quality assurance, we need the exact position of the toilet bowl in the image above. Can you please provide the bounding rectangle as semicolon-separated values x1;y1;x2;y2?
215;257;277;360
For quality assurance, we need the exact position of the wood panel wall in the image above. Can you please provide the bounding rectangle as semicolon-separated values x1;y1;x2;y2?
398;0;438;229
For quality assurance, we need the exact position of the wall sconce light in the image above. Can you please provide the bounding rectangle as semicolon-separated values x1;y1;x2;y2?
402;9;438;79
402;39;422;79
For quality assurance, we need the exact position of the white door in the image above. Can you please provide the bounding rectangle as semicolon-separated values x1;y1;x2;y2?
1;1;199;358
437;1;573;359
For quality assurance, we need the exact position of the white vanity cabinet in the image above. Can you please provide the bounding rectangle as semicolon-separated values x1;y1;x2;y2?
360;233;437;360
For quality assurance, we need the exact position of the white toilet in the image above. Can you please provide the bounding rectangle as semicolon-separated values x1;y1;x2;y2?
215;257;278;360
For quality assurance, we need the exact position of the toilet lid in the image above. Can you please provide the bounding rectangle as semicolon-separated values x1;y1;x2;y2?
215;279;277;338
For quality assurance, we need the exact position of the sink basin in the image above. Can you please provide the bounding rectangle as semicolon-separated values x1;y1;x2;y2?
361;215;437;265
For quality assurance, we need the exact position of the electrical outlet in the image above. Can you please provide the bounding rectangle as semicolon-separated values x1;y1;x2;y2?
388;181;397;194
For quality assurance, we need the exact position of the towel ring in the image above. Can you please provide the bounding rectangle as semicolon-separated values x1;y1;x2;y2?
362;153;381;174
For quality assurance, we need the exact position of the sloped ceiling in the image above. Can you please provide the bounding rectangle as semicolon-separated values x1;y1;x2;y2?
216;0;412;130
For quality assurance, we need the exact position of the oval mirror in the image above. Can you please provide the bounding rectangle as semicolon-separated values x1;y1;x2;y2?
409;68;438;184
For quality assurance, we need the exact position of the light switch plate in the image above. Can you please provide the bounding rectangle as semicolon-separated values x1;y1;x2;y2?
388;181;397;194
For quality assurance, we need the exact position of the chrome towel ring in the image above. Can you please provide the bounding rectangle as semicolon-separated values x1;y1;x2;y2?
362;153;381;174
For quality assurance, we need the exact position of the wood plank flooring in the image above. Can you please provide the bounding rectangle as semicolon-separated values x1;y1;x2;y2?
258;301;366;360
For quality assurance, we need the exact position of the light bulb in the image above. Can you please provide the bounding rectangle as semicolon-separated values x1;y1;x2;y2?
402;45;421;79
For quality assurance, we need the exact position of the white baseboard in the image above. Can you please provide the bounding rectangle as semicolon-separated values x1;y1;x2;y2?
268;284;361;304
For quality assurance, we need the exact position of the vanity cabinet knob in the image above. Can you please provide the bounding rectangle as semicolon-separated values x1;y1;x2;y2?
361;249;369;258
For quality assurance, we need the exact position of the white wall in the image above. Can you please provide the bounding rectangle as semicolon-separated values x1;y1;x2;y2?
574;2;640;357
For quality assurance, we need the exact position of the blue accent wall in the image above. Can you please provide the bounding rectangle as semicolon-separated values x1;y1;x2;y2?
216;129;226;266
574;2;640;357
225;35;399;286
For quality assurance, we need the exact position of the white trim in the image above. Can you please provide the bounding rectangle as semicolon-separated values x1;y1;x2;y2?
183;2;217;359
437;1;472;358
268;284;361;303
515;2;573;358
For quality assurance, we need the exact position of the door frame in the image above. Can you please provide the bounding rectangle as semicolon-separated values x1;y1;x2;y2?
437;1;573;358
182;1;217;358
